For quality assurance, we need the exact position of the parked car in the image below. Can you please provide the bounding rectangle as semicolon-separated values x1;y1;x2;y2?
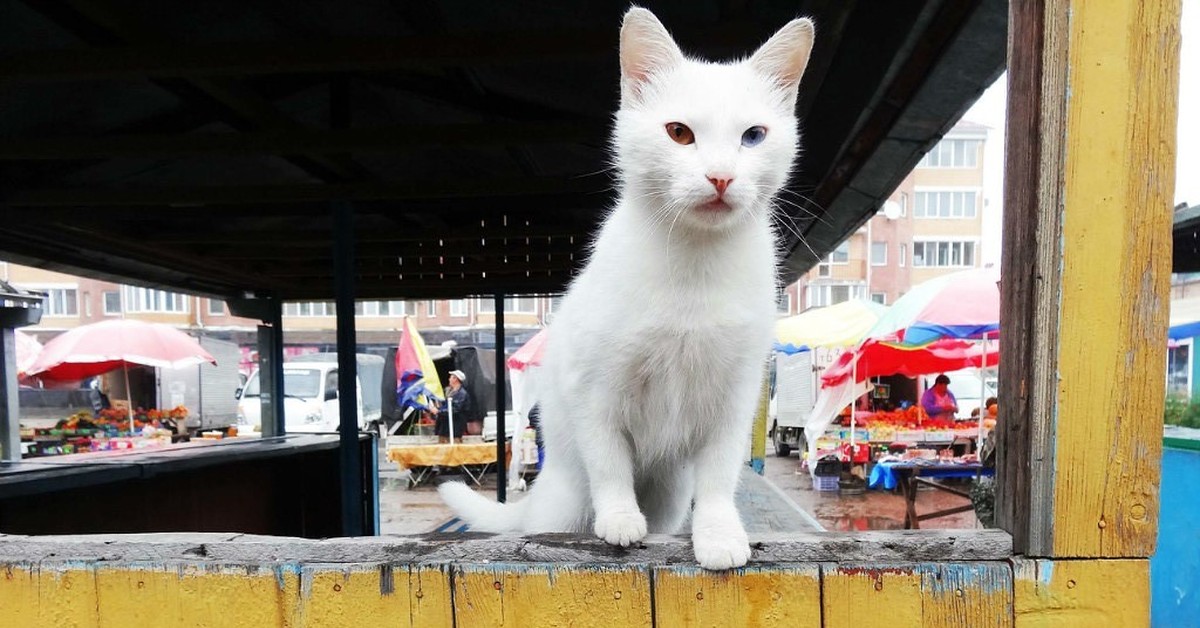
236;354;383;434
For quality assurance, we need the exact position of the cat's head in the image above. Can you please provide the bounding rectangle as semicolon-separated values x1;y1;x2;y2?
613;8;814;232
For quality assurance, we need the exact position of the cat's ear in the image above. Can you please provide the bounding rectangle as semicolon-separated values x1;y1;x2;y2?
749;18;816;99
620;7;685;102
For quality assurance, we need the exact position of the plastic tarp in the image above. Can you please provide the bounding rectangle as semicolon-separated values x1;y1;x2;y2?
821;338;1000;388
805;378;870;465
775;299;888;352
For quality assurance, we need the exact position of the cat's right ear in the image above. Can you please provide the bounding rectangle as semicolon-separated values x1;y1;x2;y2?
619;7;684;103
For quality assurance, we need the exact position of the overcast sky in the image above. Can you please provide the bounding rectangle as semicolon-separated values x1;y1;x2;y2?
964;0;1197;266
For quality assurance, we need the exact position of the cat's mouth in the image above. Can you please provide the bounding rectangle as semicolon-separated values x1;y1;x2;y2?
697;199;733;213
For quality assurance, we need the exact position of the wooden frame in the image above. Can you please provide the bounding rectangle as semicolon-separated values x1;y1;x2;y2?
0;0;1181;624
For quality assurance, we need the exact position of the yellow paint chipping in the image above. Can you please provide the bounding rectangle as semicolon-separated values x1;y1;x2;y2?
822;563;1012;628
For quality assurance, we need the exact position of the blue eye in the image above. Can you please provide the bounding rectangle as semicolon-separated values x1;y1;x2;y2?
741;126;767;147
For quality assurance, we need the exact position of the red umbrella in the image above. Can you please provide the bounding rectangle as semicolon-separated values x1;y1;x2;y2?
26;319;216;381
506;328;547;371
821;337;999;388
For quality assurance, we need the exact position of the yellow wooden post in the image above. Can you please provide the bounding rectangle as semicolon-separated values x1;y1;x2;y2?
750;372;769;474
998;0;1180;623
998;0;1181;557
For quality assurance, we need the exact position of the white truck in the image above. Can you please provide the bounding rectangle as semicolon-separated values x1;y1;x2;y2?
768;350;818;457
236;353;384;434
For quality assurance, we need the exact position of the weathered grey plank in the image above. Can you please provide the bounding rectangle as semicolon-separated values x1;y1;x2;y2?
0;529;1012;566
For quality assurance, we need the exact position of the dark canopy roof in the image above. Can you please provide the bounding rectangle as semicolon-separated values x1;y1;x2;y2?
0;0;1006;303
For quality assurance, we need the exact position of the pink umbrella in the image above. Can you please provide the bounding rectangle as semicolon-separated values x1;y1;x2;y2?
26;319;216;433
26;319;216;381
506;329;547;371
15;330;42;377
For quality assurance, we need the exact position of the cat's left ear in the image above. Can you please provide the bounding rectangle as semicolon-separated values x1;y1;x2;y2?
749;18;816;101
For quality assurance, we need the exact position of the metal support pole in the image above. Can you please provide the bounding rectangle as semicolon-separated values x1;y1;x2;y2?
334;202;364;536
257;298;286;438
0;329;20;462
494;293;507;503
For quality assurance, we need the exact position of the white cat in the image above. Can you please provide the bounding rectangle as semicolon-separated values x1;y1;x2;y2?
439;7;814;570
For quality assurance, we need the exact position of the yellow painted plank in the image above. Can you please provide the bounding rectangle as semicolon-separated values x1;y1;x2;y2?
1052;0;1180;557
0;563;40;628
653;565;820;628
171;565;293;628
37;565;99;628
294;564;453;628
822;563;1013;628
453;564;652;627
1013;558;1148;626
409;565;455;628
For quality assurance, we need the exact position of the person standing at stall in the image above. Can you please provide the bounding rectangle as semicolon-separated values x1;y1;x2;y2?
921;374;959;422
436;370;473;443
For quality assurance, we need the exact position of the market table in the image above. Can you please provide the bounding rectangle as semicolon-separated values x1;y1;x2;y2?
868;460;994;529
386;442;508;487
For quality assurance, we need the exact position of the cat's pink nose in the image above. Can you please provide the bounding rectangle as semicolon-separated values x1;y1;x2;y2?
707;175;733;196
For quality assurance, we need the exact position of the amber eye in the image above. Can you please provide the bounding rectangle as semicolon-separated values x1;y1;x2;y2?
665;122;695;145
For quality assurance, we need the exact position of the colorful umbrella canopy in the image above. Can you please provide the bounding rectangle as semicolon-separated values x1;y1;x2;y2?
774;299;889;352
394;316;444;412
863;267;1000;346
15;330;41;377
25;319;216;381
506;328;547;371
821;337;1000;388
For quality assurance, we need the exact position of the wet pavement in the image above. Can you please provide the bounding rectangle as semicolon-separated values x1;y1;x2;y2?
377;445;980;535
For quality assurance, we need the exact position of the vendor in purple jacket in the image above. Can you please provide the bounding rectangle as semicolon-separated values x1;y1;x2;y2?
921;374;959;421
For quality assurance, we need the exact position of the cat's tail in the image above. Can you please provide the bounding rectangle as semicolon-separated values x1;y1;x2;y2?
438;481;529;532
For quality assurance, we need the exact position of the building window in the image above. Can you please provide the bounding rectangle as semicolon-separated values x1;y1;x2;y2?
449;299;469;317
427;301;438;317
914;191;978;218
918;139;980;168
912;241;978;268
208;299;224;315
899;192;908;217
478;297;536;314
830;241;850;264
123;287;188;313
284;301;336;317
35;288;79;316
103;291;121;315
776;290;792;315
806;284;865;308
870;242;887;266
871;292;887;305
1168;340;1192;397
900;244;907;267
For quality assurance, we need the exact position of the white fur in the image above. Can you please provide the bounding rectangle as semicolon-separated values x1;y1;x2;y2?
440;8;814;571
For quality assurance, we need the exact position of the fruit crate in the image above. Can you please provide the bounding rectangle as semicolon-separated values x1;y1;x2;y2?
812;474;840;492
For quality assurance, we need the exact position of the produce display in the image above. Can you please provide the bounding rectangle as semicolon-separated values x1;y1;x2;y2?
22;406;190;458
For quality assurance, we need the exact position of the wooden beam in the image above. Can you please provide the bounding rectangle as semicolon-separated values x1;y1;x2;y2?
997;0;1180;558
0;25;770;82
3;177;610;206
0;122;608;160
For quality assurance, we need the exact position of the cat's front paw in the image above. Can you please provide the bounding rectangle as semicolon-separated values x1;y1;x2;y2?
692;507;751;570
594;509;647;547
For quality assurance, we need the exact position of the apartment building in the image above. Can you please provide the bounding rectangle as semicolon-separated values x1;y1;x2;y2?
789;120;989;314
2;261;550;362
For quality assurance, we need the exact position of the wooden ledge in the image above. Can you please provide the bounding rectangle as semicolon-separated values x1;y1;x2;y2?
0;529;1012;566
